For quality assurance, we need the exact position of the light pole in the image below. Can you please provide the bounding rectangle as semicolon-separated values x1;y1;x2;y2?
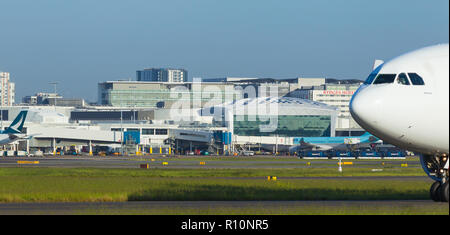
121;109;124;156
348;115;352;137
49;82;58;111
133;105;136;124
275;134;279;156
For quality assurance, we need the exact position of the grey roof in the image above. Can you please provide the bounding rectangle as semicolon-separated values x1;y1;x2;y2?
201;97;338;117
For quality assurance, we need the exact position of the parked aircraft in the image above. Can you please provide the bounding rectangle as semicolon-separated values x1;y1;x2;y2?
289;132;381;152
0;111;33;145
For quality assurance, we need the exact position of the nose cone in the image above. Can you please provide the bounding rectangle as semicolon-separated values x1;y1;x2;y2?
350;85;380;132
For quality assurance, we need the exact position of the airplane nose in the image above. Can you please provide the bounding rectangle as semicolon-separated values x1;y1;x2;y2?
350;85;380;129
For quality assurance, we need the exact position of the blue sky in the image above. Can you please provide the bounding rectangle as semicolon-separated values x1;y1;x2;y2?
0;0;448;102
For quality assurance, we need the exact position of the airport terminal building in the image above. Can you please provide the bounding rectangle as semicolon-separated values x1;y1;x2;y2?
98;78;363;134
199;97;338;152
203;97;337;138
1;94;338;155
1;76;362;156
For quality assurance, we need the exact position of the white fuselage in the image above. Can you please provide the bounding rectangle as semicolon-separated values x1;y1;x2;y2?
0;134;16;145
350;44;449;155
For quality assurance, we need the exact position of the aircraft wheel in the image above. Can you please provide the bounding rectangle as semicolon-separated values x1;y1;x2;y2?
440;182;449;203
430;181;441;202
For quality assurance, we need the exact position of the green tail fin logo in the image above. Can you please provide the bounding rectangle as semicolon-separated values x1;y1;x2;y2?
4;111;28;134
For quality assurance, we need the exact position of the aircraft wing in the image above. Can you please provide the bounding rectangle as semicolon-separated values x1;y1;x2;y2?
24;133;41;140
8;133;40;142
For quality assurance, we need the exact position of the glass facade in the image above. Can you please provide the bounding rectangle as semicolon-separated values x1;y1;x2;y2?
108;89;237;108
233;115;331;137
99;82;241;108
142;128;155;135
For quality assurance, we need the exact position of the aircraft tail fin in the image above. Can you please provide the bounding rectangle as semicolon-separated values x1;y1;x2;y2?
361;132;373;137
3;111;28;134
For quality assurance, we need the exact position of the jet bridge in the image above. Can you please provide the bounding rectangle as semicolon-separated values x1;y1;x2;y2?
169;129;227;154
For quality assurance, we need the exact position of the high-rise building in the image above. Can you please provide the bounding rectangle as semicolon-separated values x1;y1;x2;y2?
136;68;188;83
0;71;15;106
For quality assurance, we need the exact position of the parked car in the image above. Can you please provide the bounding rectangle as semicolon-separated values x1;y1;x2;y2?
241;151;255;156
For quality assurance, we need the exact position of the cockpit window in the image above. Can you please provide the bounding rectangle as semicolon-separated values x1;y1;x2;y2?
373;74;397;84
396;73;410;85
408;73;425;85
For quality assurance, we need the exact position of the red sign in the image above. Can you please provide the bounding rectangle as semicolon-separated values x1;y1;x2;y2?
322;90;355;95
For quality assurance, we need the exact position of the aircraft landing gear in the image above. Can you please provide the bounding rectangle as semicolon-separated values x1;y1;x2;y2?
422;154;449;202
430;181;449;202
430;181;442;202
430;181;449;203
440;182;449;202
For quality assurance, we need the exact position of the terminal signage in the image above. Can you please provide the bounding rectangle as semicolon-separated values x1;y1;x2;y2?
222;132;232;145
124;131;141;145
322;90;355;95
